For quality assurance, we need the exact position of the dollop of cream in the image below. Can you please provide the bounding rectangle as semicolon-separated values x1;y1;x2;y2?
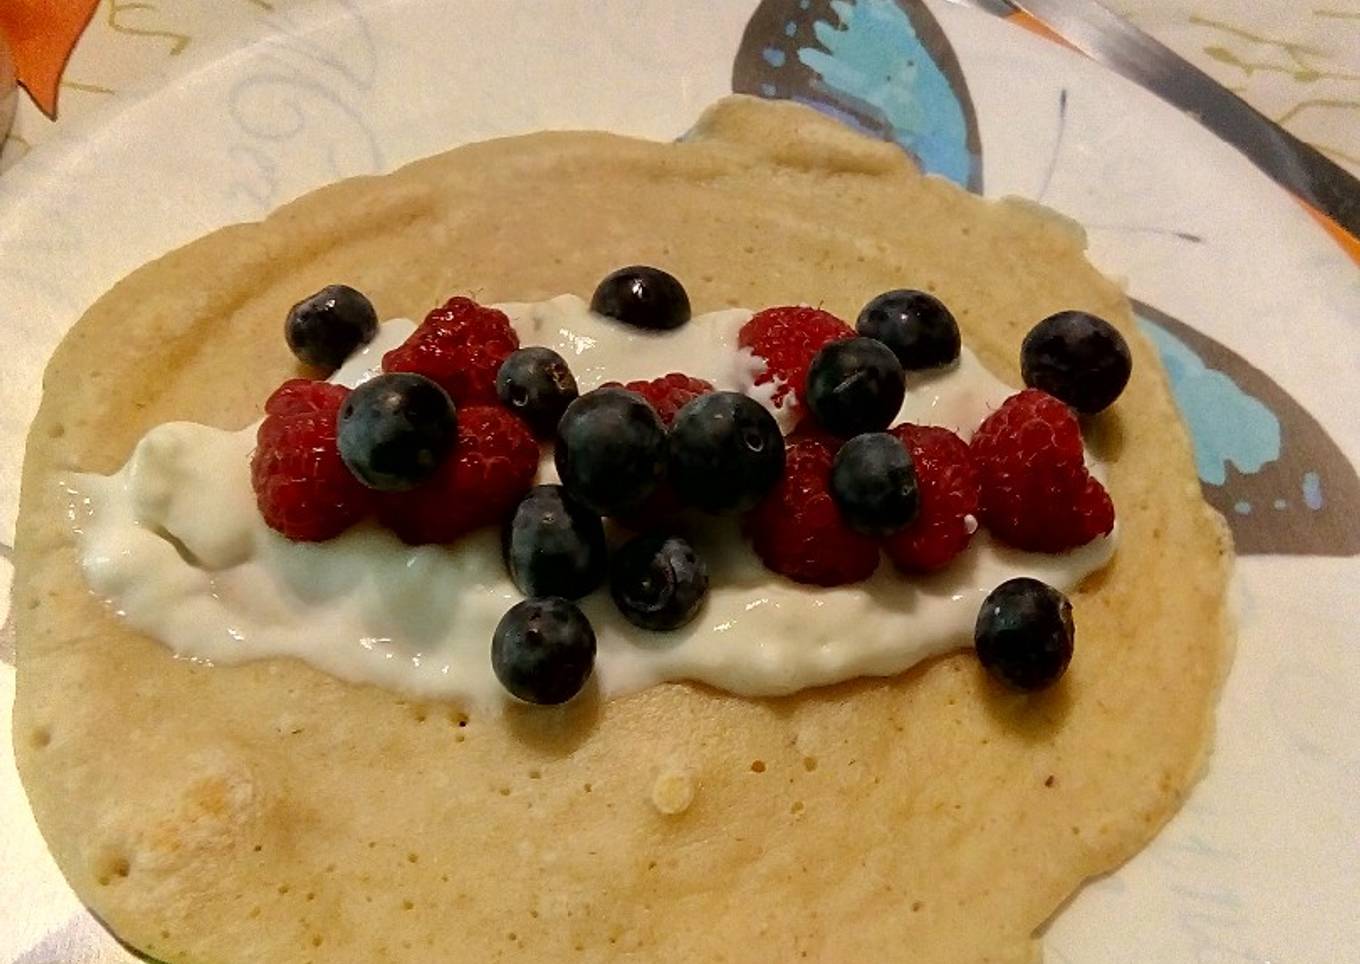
65;295;1114;708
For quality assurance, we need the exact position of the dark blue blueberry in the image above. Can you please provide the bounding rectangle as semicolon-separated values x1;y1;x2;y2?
336;373;457;491
829;432;919;535
285;284;379;370
974;578;1075;692
496;347;579;438
554;387;668;517
491;597;596;705
502;485;607;600
590;265;691;331
668;391;785;514
610;533;709;631
856;289;961;370
805;337;906;437
1021;310;1132;415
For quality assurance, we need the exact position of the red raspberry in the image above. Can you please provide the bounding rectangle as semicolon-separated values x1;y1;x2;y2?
785;417;845;455
969;389;1115;552
602;373;715;426
382;297;519;406
377;405;539;544
251;379;372;541
884;424;980;572
747;439;879;586
738;306;854;412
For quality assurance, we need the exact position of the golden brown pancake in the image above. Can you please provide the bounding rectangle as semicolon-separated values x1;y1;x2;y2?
13;97;1232;963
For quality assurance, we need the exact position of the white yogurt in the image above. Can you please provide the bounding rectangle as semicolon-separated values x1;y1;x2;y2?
65;295;1114;708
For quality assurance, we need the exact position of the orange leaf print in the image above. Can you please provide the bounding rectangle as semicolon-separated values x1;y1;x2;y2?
0;0;99;118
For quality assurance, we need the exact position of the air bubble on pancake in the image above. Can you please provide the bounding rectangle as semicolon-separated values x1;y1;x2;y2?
47;423;65;439
749;760;766;773
650;771;695;815
802;755;818;772
93;850;131;886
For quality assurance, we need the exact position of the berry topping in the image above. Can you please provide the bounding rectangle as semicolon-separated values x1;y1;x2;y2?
856;289;961;370
610;533;710;631
805;336;906;437
496;347;579;437
251;379;371;541
284;284;379;370
554;387;668;517
503;485;607;600
829;432;920;536
785;417;847;455
492;597;596;705
1021;310;1132;414
883;424;980;572
590;265;692;331
748;438;880;586
336;373;457;491
969;389;1115;552
738;306;854;411
974;577;1074;691
382;297;520;406
602;373;715;427
377;405;538;544
668;391;786;514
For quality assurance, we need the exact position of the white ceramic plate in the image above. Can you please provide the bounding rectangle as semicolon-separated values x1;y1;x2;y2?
2;1;1357;960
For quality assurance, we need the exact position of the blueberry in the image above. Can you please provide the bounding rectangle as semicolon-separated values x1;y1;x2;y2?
974;577;1074;692
491;597;596;705
668;392;785;514
1021;311;1132;414
503;485;607;600
590;265;691;331
610;533;709;631
856;289;961;370
496;347;579;437
805;337;906;437
285;284;379;370
555;387;668;516
829;432;920;535
337;373;457;491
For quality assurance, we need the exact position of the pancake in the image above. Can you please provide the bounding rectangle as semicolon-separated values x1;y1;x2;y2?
12;96;1232;963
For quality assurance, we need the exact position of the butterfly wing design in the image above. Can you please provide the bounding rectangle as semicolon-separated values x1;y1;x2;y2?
1133;300;1360;556
734;0;983;192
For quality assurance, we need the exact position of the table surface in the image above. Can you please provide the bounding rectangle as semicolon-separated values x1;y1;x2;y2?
2;0;1358;177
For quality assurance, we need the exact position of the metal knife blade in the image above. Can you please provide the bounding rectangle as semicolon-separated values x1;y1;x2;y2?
999;0;1360;236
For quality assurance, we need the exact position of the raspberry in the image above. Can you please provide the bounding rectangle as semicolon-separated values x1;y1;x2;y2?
603;373;715;426
251;379;372;541
785;417;846;455
747;439;879;586
884;424;980;572
377;405;539;544
382;297;519;406
738;306;854;412
969;389;1114;552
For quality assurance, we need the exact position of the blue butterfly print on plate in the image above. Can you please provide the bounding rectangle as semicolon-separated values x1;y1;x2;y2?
1133;300;1359;557
734;0;983;192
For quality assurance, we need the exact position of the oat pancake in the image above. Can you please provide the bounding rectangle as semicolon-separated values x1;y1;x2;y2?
12;97;1232;963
